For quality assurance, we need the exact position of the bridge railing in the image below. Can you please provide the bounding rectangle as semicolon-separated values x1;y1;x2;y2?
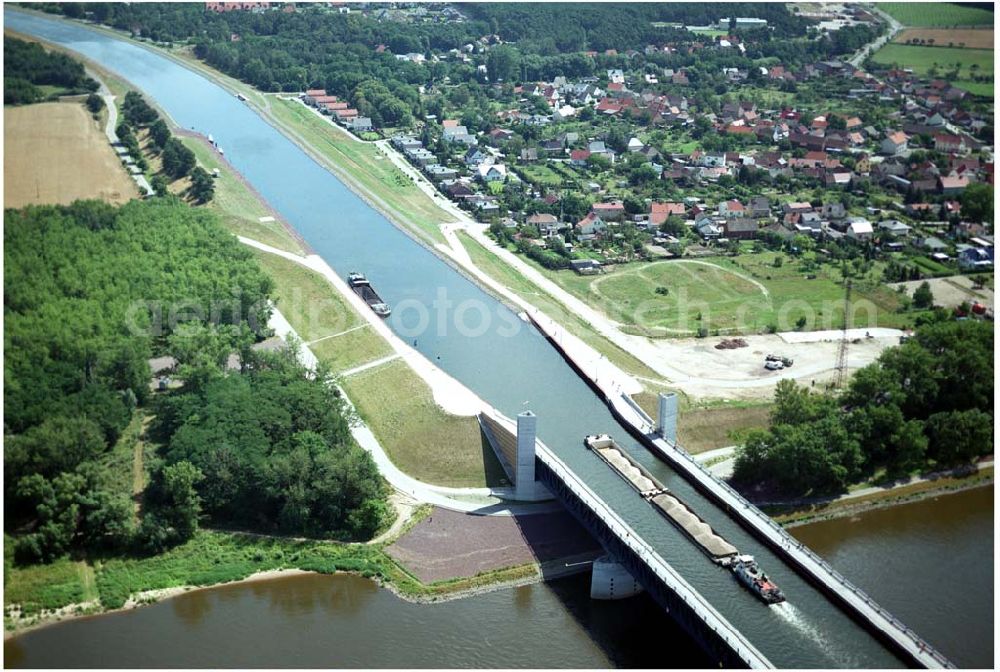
658;434;953;668
536;445;772;669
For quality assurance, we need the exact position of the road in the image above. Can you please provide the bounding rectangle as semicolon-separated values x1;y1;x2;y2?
849;5;902;68
89;67;154;196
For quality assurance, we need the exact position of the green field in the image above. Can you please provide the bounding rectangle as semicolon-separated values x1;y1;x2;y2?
268;97;452;245
880;2;994;27
869;43;993;95
251;250;393;373
531;252;910;336
340;359;506;488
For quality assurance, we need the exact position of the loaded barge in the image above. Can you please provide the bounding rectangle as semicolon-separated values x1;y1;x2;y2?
584;434;785;605
347;272;391;317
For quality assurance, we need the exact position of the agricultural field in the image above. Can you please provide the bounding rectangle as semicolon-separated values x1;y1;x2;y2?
870;43;993;95
894;28;994;50
4;101;137;208
879;2;995;27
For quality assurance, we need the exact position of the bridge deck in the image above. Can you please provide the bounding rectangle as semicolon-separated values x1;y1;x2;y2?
525;310;952;669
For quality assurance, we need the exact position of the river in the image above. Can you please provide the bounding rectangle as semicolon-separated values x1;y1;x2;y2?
3;8;992;669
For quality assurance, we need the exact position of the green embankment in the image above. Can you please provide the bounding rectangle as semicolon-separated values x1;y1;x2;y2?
340;359;506;488
268;97;453;245
250;250;394;374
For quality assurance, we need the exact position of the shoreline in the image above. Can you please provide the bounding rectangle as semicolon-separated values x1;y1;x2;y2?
3;557;564;642
777;473;994;529
4;568;309;642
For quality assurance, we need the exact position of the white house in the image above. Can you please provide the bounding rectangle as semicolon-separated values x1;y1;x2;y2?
553;105;577;121
477;163;507;183
880;131;908;156
847;218;874;240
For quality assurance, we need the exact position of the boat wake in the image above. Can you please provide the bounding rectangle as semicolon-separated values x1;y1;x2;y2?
771;601;859;668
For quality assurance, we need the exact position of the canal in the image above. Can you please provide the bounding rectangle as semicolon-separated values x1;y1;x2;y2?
4;8;991;669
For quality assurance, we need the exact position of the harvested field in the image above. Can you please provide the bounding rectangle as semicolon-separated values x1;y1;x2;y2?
386;507;600;584
895;28;994;50
4;101;137;208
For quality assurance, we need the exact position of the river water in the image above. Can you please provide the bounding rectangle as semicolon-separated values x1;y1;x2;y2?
3;8;992;669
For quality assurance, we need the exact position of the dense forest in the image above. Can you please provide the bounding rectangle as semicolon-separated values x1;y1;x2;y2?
33;2;873;128
5;200;386;565
4;36;98;104
733;319;994;496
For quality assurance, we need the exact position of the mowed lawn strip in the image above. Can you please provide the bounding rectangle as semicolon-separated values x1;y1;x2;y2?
268;97;452;245
252;250;363;342
4;102;138;208
181;137;305;255
340;359;506;488
879;2;995;27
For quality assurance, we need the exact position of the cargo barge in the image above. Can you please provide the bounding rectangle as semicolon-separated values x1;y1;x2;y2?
347;272;391;317
584;434;784;604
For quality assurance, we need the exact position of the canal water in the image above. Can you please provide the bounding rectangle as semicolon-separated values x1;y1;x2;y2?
4;9;991;669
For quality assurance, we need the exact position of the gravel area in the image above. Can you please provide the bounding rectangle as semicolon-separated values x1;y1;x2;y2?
386;507;601;584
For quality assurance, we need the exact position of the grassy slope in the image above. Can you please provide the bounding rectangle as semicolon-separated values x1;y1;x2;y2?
341;359;506;488
251;250;393;373
182;137;305;254
879;2;995;27
267;98;452;245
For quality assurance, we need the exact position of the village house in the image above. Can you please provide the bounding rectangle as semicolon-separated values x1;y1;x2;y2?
649;201;685;226
477;163;507;183
880;131;908;156
846;219;874;241
526;213;562;237
575;212;607;240
592;200;626;221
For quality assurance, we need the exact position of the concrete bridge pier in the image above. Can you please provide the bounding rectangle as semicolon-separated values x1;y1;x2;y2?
590;555;645;600
657;392;678;443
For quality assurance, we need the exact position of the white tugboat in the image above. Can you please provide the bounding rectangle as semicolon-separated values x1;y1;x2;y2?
731;554;786;604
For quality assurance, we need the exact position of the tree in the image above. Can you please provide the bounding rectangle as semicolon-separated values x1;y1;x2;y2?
188;166;215;204
486;46;519;83
925;410;993;465
86;93;105;115
149;119;171;149
960;182;994;224
912;281;934;309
